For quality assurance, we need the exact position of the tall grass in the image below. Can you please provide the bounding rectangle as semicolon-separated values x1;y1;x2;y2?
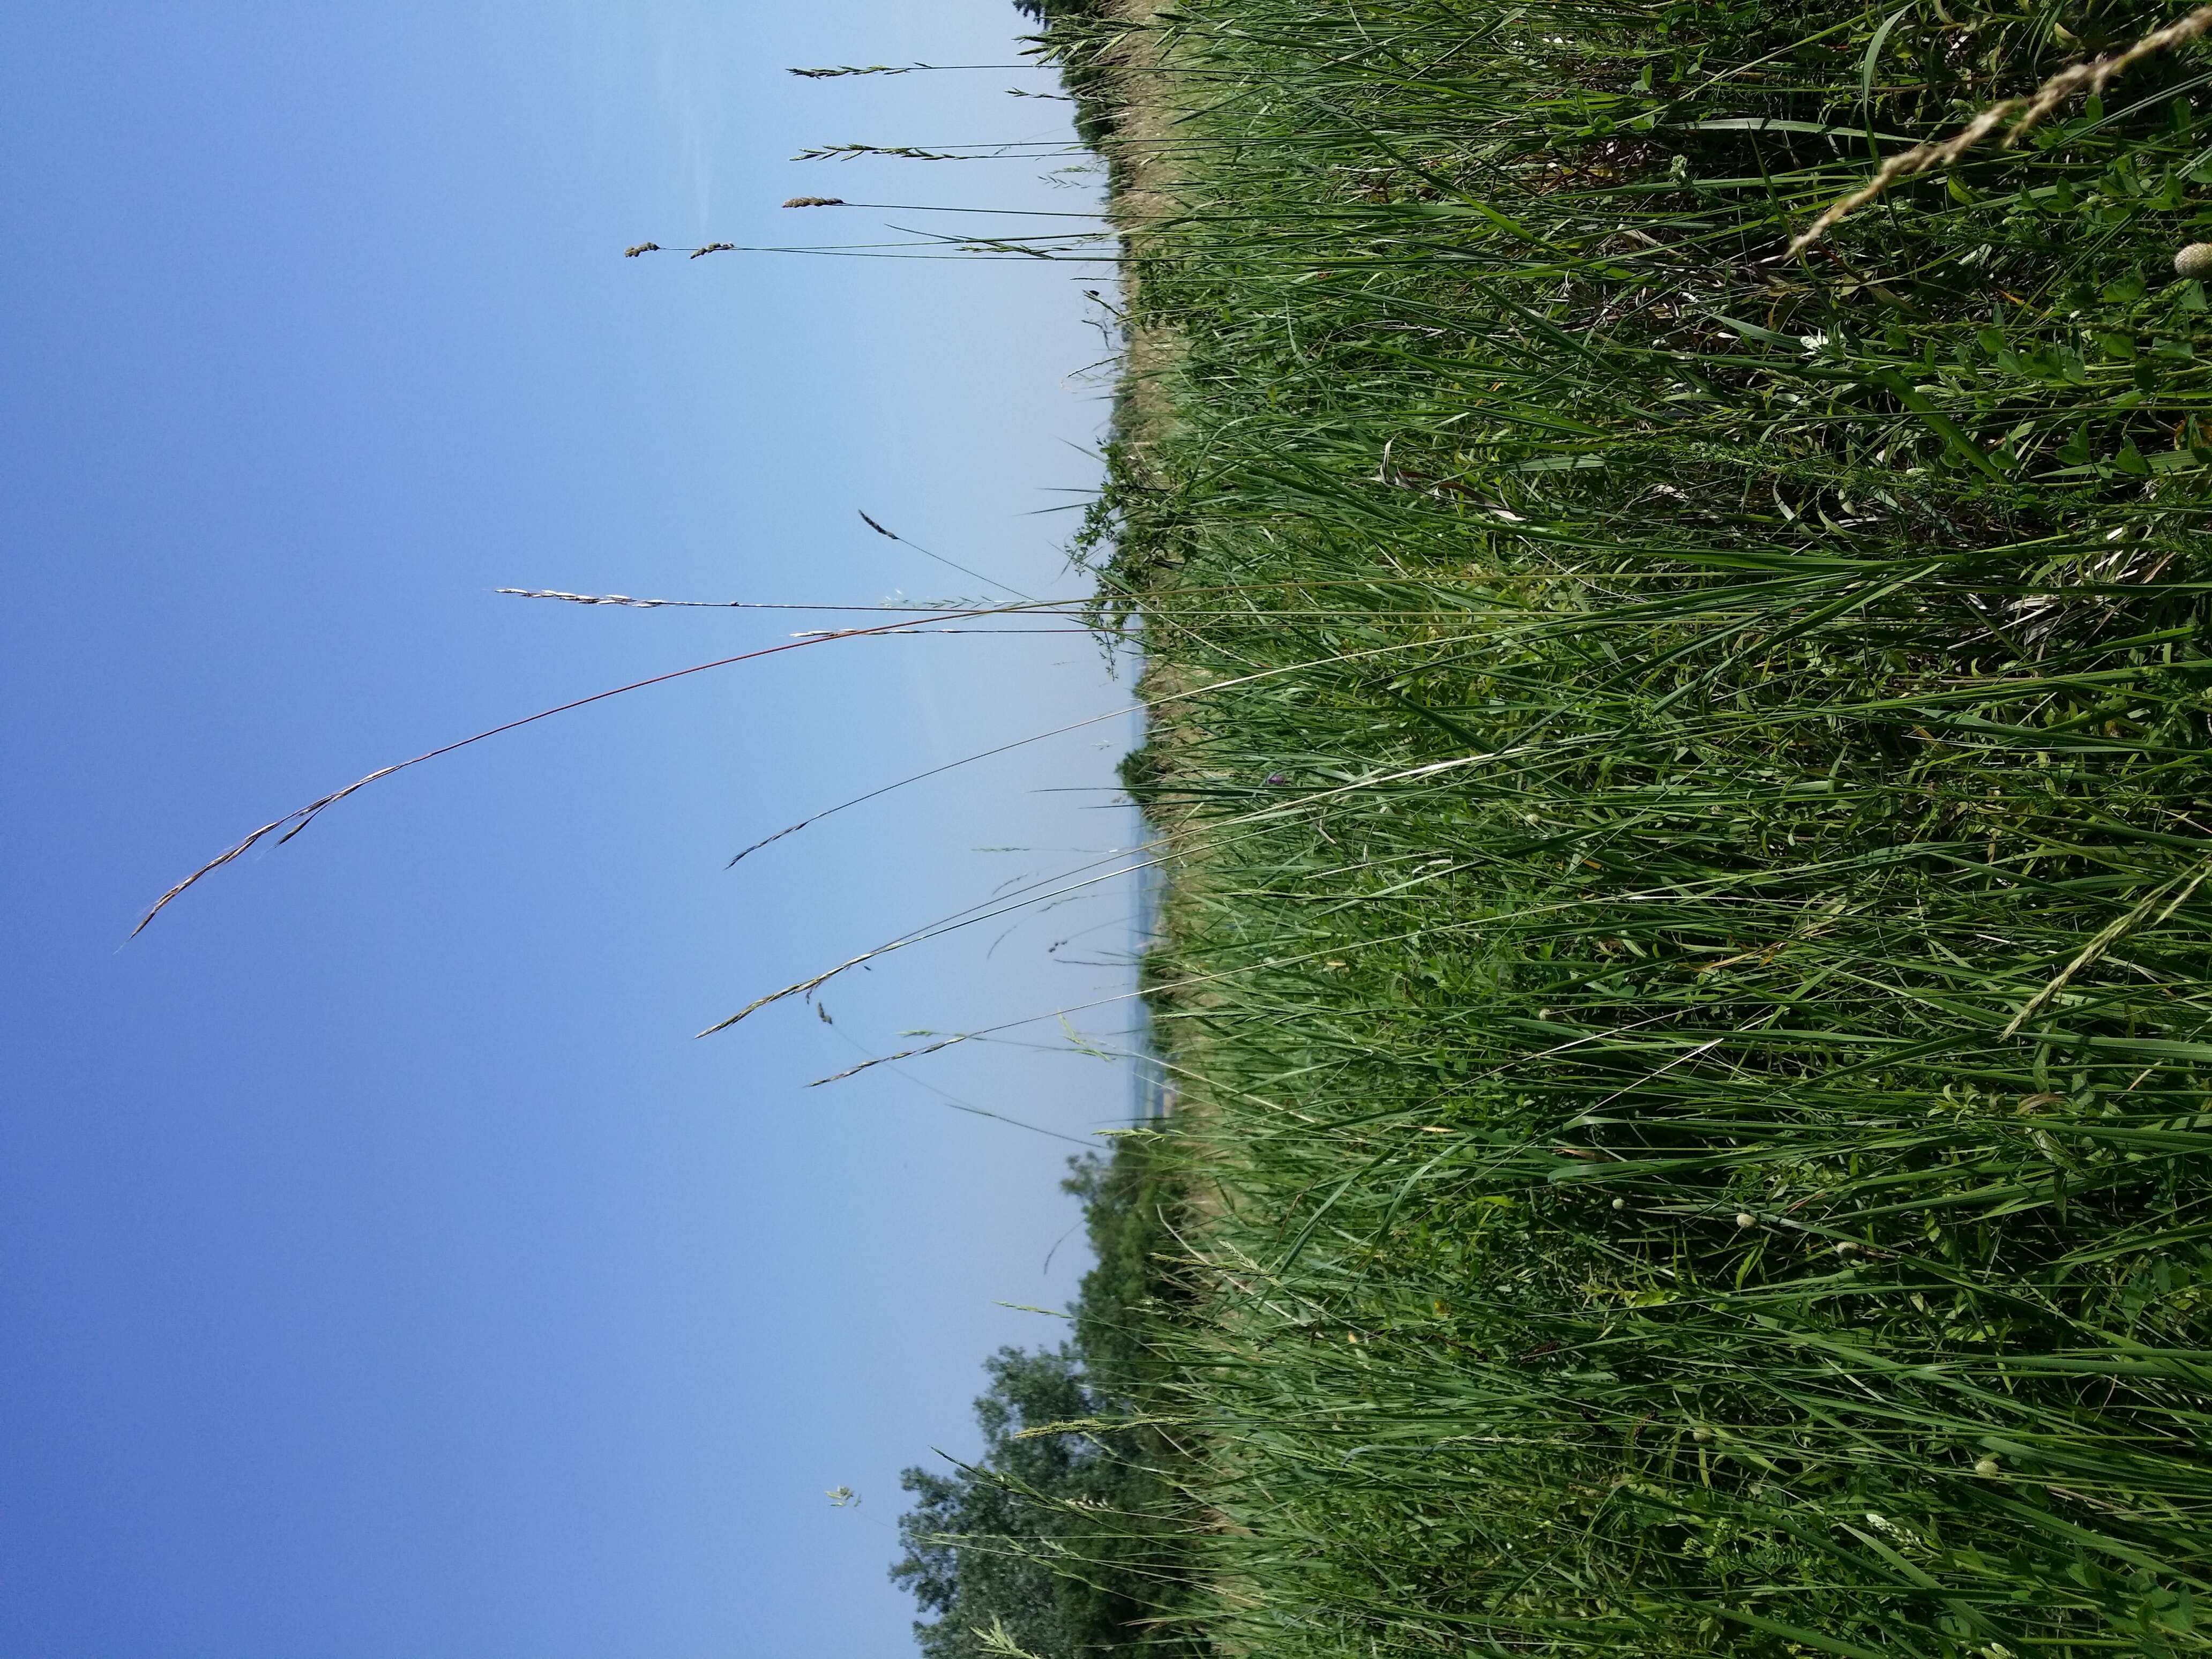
1039;0;2212;1651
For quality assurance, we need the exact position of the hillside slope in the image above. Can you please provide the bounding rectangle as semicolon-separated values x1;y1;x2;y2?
1012;0;2212;1652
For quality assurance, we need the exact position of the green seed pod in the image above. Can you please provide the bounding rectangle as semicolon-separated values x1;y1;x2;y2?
1974;1456;2001;1477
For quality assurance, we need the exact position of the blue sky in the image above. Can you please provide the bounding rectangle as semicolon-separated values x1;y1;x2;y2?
0;3;1136;1654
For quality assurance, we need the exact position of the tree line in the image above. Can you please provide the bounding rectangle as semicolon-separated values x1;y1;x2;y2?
891;1137;1202;1659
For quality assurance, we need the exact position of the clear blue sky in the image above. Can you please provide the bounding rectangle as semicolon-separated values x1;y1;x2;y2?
0;4;1137;1654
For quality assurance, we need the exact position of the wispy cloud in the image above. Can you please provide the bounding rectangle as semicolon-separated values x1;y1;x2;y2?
569;0;727;234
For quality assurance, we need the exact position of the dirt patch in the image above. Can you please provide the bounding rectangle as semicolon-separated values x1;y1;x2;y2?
1088;0;1189;463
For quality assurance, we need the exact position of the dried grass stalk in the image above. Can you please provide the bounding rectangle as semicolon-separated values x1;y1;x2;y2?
1791;4;2212;252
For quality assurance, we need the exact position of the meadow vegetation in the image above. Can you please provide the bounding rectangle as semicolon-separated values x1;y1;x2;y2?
900;0;2212;1652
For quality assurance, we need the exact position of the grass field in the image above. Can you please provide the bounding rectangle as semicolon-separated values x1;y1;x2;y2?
910;1;2212;1654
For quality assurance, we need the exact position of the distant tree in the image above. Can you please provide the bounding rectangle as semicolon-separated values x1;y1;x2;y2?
892;1147;1198;1659
1007;0;1119;151
891;1346;1141;1659
1058;1149;1176;1402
